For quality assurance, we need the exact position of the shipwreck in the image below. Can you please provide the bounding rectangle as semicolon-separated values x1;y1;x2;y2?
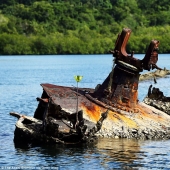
10;28;170;145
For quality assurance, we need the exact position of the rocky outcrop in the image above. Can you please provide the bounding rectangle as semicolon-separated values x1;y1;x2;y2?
143;85;170;115
139;68;170;81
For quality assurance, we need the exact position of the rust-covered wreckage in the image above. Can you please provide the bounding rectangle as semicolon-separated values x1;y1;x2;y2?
10;28;170;145
143;85;170;115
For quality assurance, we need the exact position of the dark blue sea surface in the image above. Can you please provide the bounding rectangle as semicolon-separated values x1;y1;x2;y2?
0;54;170;169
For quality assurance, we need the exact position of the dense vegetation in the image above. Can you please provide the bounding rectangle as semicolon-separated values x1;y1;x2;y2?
0;0;170;54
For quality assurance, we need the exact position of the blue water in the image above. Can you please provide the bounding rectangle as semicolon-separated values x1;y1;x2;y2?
1;54;170;169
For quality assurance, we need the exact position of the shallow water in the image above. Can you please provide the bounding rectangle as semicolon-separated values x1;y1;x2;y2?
0;54;170;169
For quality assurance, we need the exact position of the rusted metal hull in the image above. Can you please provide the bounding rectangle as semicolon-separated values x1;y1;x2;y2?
34;84;105;122
11;109;108;145
34;83;170;140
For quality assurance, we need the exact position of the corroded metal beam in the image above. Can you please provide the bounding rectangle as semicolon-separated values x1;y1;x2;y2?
93;28;160;109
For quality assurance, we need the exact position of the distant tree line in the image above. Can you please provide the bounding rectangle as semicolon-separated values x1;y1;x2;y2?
0;0;170;54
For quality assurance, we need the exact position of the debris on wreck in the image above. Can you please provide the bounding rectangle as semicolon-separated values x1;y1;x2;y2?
143;85;170;115
139;67;170;82
10;28;170;145
10;109;108;145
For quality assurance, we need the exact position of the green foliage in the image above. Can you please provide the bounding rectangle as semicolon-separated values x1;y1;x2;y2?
0;0;170;54
0;33;32;54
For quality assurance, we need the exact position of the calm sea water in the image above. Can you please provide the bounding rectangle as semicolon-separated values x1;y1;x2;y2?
0;54;170;169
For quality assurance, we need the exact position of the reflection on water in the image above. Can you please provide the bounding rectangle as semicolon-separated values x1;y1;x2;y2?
14;138;140;169
97;138;170;169
97;138;141;163
11;138;170;169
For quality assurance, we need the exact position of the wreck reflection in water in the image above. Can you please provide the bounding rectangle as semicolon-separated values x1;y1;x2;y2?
96;138;141;164
1;54;170;169
95;138;170;169
13;138;170;169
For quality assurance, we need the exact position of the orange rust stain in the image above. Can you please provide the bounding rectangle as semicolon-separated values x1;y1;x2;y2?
133;91;138;102
109;111;137;128
81;104;102;121
80;99;167;128
107;111;119;122
118;114;137;128
81;102;137;128
133;82;138;90
93;108;138;128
